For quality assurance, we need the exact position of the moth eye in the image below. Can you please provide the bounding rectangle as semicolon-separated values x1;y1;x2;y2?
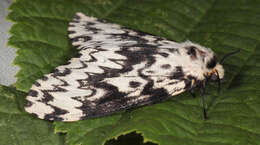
186;46;197;57
207;56;217;69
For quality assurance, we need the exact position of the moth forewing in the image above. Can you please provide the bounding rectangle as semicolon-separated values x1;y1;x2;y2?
25;12;224;121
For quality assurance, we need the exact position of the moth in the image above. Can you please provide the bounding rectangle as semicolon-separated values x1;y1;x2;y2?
25;12;238;121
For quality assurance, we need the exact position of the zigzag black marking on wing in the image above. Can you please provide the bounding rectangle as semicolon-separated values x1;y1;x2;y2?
32;68;72;121
25;12;189;121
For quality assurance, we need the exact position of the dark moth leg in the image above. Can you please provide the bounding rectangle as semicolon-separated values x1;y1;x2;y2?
201;79;208;119
190;89;196;98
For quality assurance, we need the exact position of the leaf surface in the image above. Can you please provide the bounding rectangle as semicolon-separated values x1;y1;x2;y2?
7;0;260;145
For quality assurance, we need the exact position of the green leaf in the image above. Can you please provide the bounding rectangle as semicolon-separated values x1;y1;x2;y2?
7;0;260;145
0;85;64;145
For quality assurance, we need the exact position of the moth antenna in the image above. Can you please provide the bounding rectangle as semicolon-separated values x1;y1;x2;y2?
216;70;221;94
220;49;240;64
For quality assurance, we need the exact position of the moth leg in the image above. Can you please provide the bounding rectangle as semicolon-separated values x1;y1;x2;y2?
201;79;208;120
190;79;196;98
190;89;196;98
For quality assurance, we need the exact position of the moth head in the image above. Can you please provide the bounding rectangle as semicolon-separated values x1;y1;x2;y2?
181;41;224;81
203;48;240;81
205;56;224;81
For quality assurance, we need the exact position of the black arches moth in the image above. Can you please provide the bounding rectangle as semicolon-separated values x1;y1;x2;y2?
25;12;225;121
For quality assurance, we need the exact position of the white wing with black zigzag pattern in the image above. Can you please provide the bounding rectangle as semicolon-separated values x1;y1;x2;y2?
25;12;223;121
